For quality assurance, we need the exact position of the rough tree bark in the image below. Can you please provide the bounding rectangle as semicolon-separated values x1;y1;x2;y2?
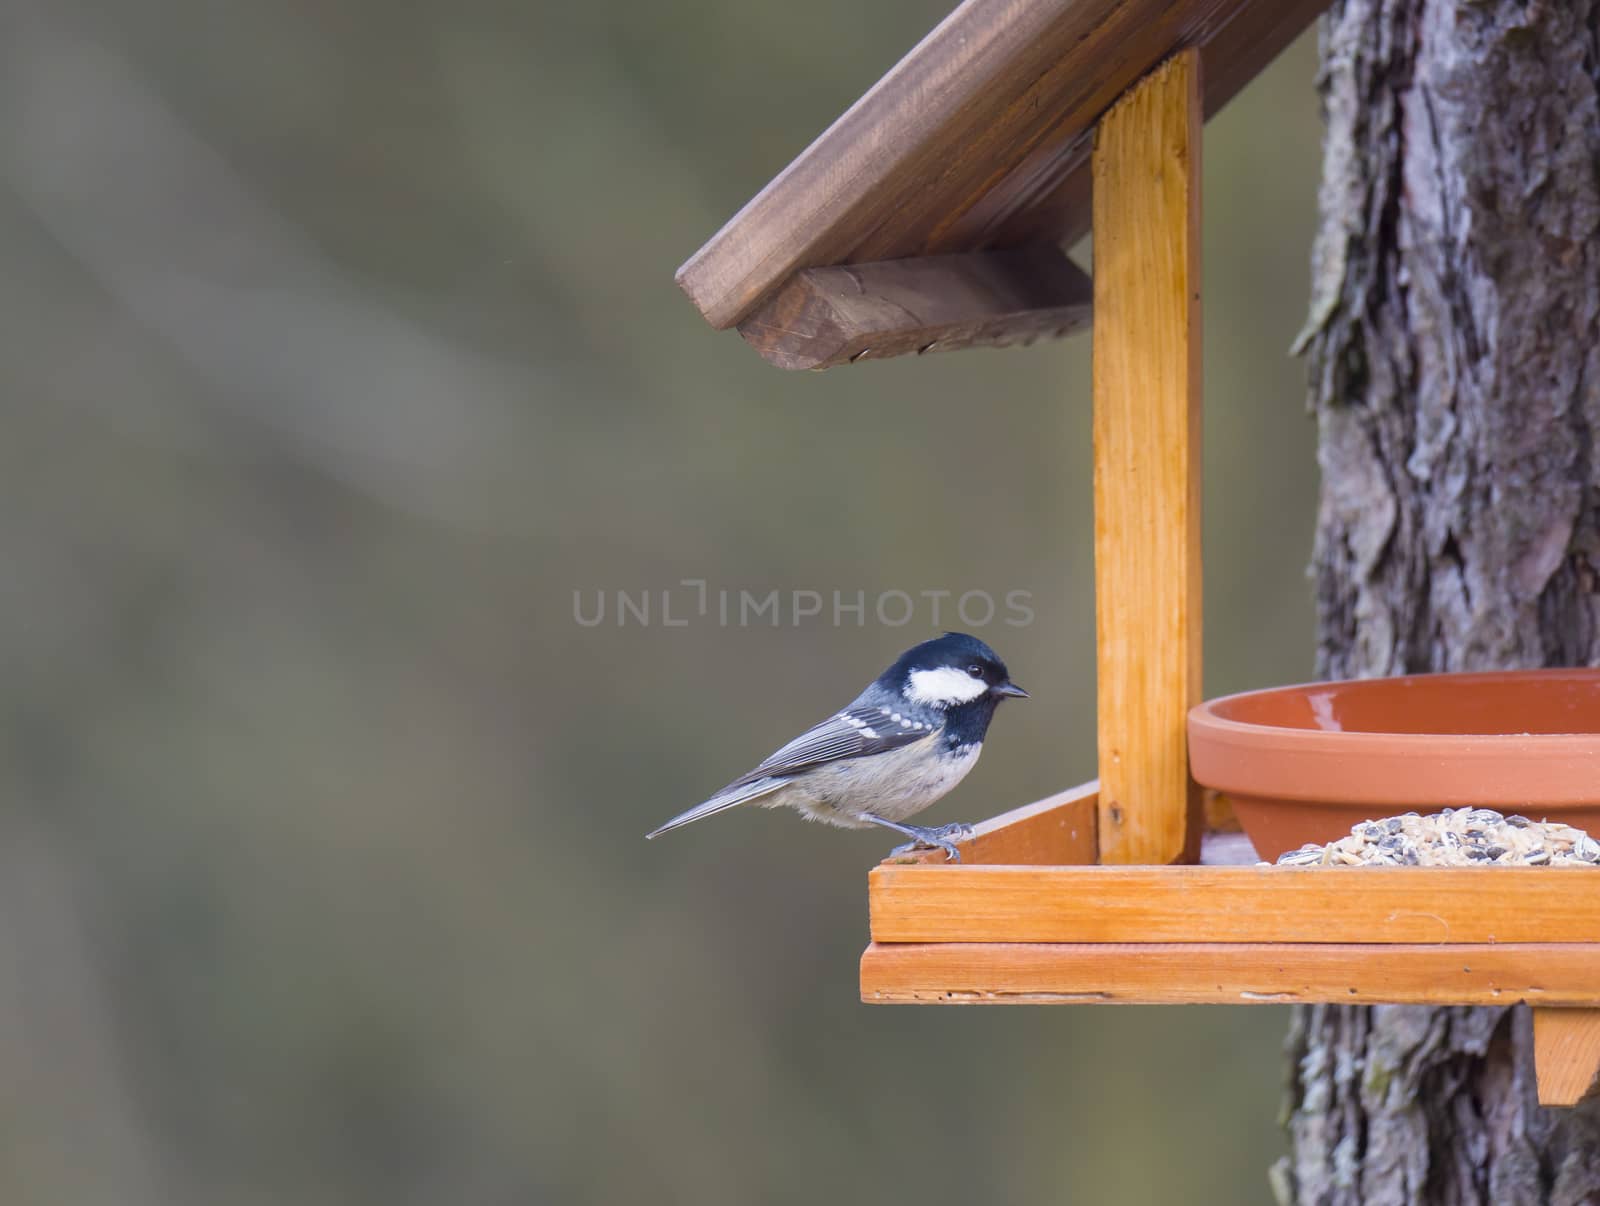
1282;1;1600;1202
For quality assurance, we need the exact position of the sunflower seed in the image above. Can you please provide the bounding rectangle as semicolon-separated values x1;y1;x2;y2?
1269;810;1600;868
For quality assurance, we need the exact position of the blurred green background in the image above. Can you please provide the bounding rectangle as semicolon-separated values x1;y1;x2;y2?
0;2;1323;1203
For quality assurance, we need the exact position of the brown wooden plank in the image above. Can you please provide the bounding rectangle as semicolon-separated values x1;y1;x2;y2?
882;781;1100;866
868;865;1600;944
874;781;1255;866
994;0;1331;251
1091;50;1203;866
677;0;1331;331
735;247;1091;371
1533;1008;1600;1107
859;942;1600;1006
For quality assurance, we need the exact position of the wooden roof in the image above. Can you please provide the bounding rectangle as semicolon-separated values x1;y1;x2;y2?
676;0;1328;368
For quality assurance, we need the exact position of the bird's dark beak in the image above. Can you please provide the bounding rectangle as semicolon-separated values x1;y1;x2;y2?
993;681;1029;699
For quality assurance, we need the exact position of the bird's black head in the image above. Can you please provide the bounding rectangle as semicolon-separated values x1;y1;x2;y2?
879;632;1029;712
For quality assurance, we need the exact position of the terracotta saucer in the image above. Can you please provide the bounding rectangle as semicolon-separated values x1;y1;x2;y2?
1187;669;1600;860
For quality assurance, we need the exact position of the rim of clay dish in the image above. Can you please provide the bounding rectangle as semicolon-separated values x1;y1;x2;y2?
1187;668;1600;807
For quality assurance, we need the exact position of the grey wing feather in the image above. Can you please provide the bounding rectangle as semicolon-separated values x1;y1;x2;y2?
732;705;934;786
644;776;787;839
645;705;935;840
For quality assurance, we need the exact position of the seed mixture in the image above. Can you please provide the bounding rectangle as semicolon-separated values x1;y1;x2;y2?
1272;808;1600;867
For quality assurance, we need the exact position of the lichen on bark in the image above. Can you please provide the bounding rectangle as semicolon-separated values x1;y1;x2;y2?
1285;0;1600;1201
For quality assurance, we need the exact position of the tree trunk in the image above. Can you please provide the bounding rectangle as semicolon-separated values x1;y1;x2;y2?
1283;1;1600;1202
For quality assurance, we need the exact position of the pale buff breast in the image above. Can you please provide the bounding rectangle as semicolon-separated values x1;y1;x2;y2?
758;738;983;828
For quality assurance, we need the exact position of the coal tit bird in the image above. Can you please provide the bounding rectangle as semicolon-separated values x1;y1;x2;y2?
646;632;1027;861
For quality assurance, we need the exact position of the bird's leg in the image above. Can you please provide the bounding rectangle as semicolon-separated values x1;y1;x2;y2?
861;815;972;863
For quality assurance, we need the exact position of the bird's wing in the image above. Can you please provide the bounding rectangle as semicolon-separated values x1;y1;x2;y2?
733;704;936;786
645;705;937;841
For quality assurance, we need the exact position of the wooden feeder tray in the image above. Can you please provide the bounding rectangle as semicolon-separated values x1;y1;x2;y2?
861;782;1600;1105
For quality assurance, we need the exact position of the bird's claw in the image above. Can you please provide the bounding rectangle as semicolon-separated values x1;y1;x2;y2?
889;837;962;862
889;822;974;863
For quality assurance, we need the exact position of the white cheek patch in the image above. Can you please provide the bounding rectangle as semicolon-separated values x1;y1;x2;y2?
906;666;989;708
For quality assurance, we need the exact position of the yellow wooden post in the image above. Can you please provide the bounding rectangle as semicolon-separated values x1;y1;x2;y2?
1091;49;1203;865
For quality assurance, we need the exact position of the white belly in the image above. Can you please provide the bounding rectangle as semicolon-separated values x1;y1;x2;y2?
761;740;983;829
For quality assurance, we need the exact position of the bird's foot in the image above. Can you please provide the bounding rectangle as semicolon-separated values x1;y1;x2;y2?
889;822;974;863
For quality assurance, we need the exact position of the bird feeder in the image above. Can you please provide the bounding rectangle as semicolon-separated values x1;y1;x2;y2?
675;0;1600;1107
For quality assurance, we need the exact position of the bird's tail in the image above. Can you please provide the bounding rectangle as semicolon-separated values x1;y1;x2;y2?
645;777;785;840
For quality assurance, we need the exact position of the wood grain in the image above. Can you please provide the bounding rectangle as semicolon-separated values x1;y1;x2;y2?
676;0;1330;330
735;247;1092;371
860;942;1600;1006
1091;50;1203;866
995;0;1331;251
1533;1008;1600;1107
867;865;1600;944
882;781;1099;866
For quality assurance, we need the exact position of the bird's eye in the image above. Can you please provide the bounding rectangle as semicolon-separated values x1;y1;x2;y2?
967;664;985;678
